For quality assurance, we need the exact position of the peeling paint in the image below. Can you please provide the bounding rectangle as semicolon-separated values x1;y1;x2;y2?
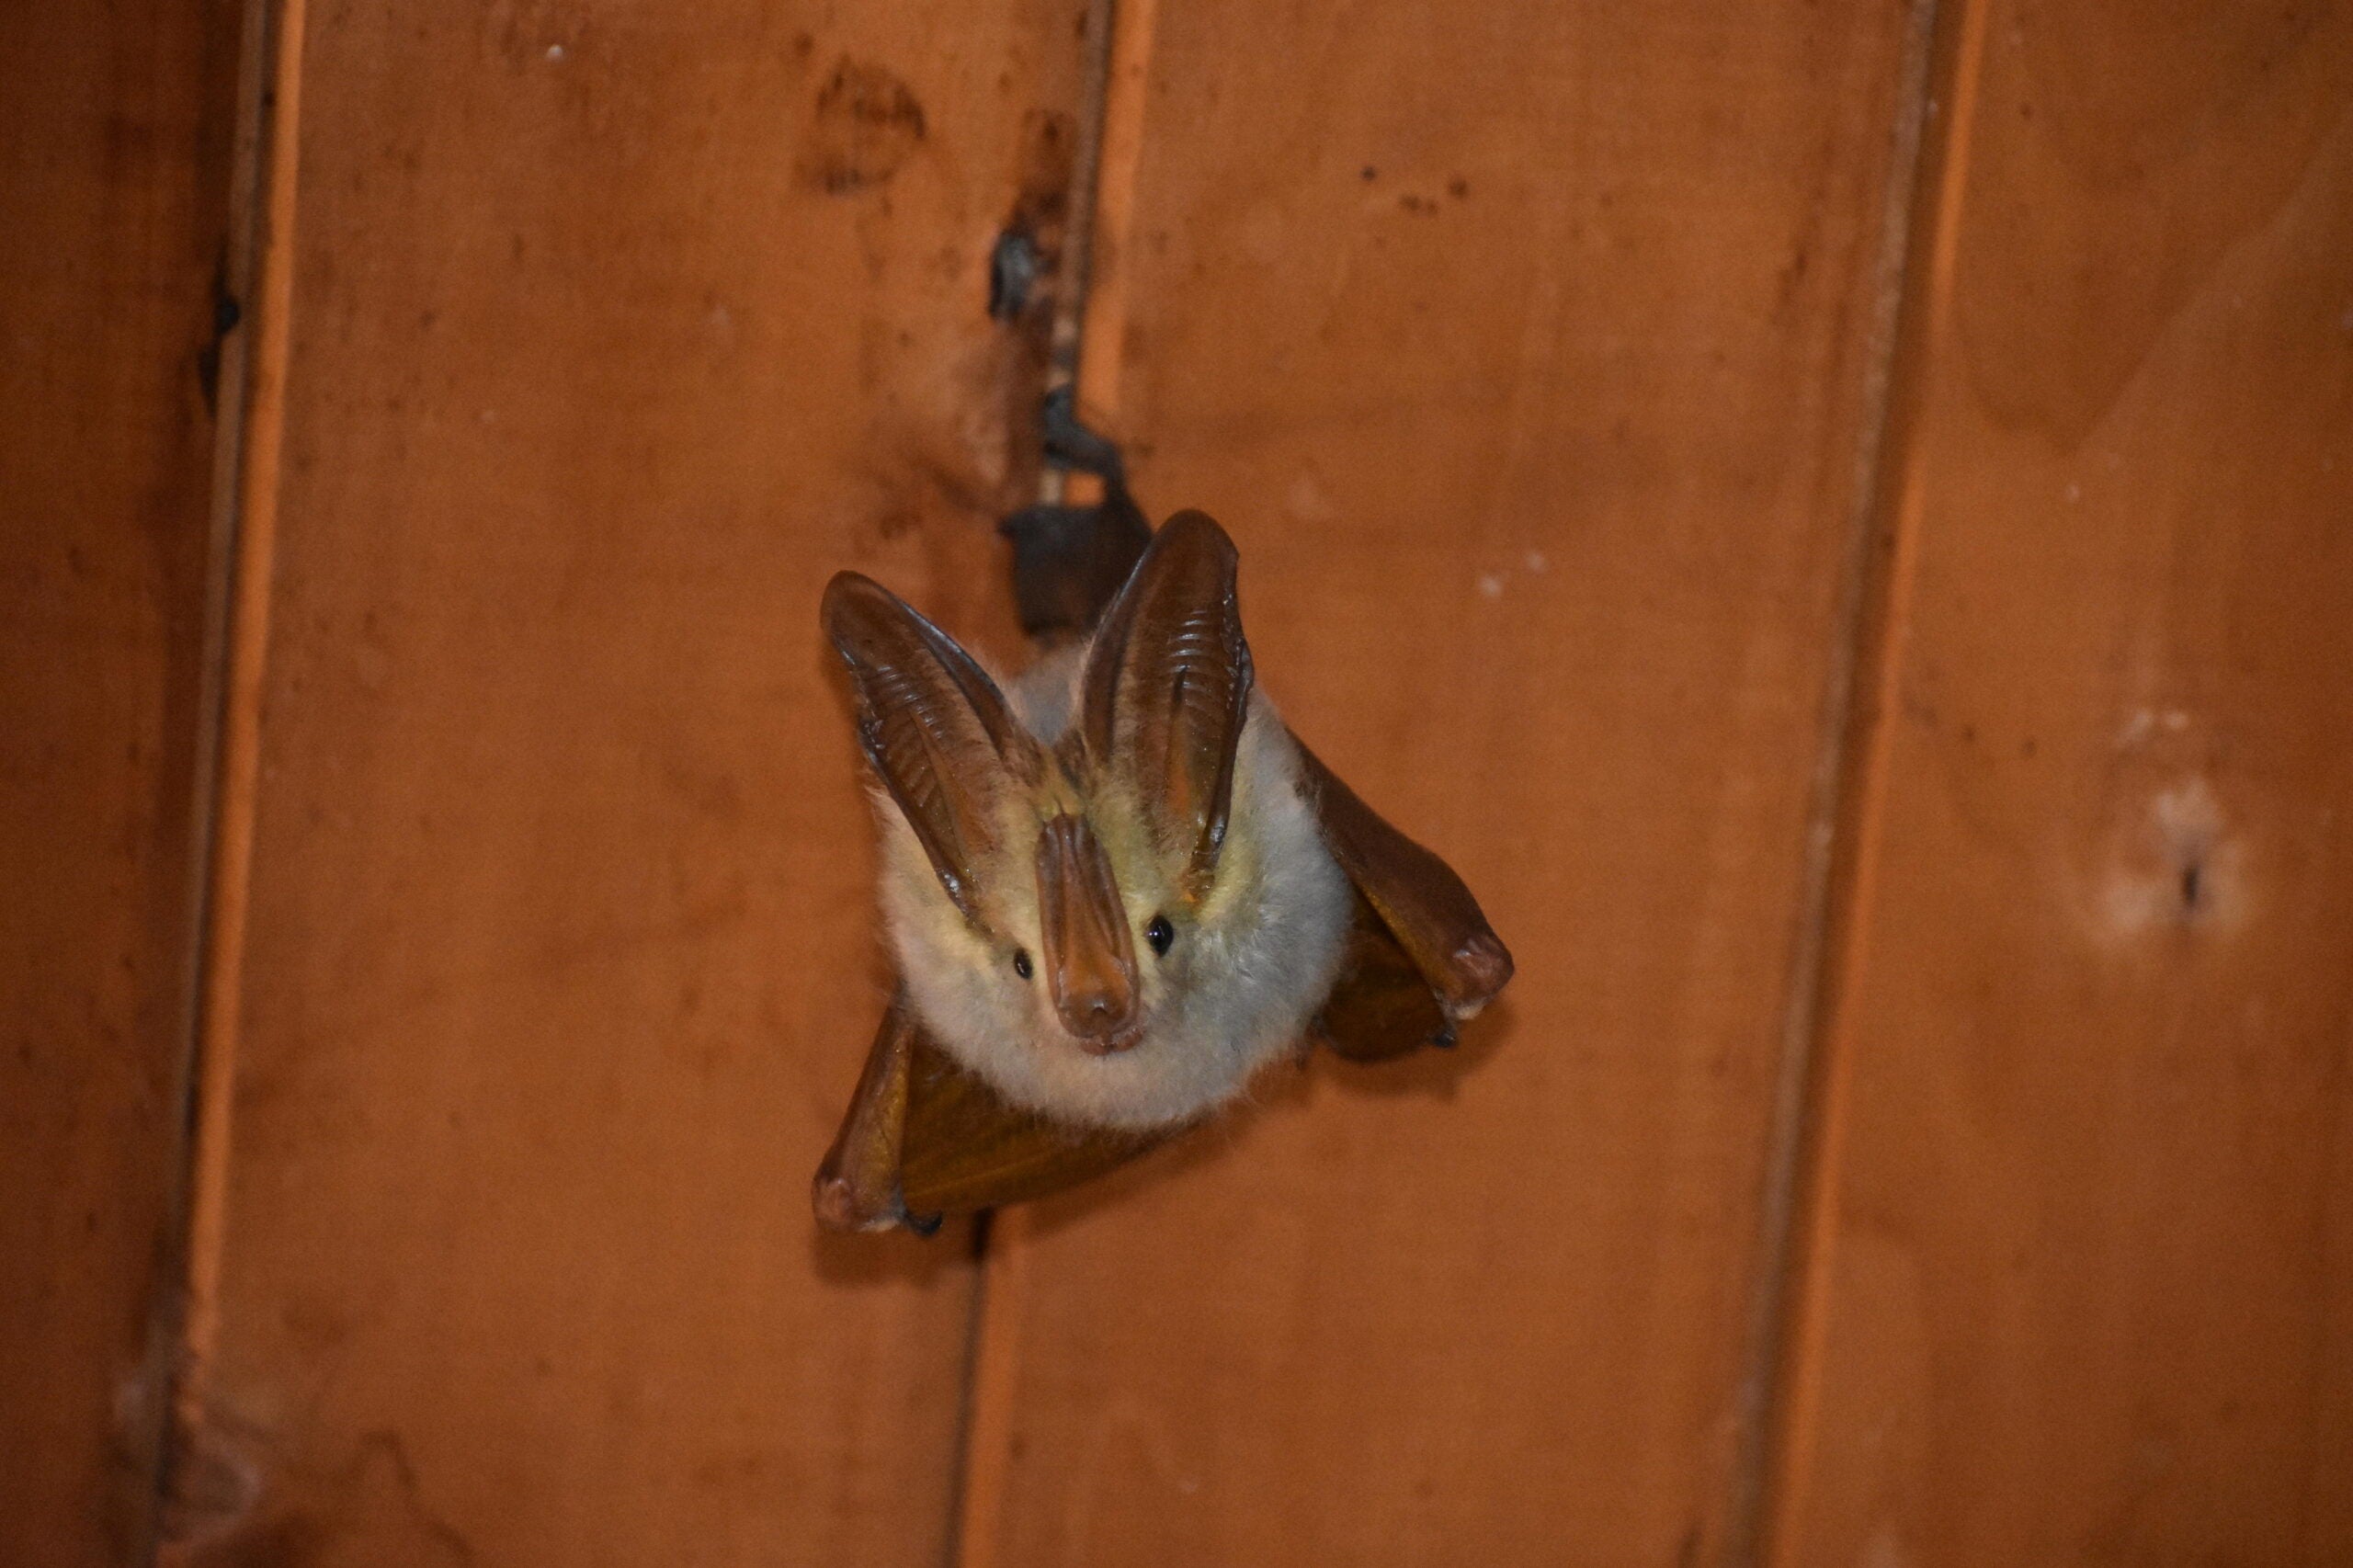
2091;776;2247;942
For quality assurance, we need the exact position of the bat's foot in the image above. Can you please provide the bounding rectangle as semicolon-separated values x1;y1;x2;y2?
813;1172;894;1233
813;1170;946;1237
1000;388;1152;639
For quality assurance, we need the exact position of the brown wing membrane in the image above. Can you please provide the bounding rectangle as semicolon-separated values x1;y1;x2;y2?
899;1035;1166;1218
1080;511;1253;898
812;995;1167;1233
823;572;1041;922
1315;890;1457;1062
1300;744;1514;1041
811;1002;922;1233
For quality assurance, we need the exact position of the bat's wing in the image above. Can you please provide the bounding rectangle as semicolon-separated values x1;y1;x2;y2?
813;996;1168;1233
1298;745;1515;1062
809;745;1512;1233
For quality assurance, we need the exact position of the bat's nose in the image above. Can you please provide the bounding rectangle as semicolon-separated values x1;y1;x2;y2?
1035;813;1141;1051
1059;983;1140;1052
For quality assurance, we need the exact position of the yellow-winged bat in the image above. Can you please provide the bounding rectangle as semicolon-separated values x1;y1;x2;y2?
813;510;1512;1233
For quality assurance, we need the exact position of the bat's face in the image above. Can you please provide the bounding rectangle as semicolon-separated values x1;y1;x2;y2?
828;516;1351;1130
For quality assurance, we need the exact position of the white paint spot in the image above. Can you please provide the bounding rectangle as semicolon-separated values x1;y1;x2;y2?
1862;1522;1915;1568
1476;573;1504;599
1284;472;1336;522
2096;777;2245;940
1524;549;1549;573
2117;707;2191;746
547;42;566;61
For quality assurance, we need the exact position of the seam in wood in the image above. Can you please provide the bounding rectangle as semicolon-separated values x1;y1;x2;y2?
1067;0;1155;428
935;1210;995;1568
1715;1;1966;1563
1749;6;1997;1560
151;0;309;1556
947;1210;1030;1568
945;1;1156;1562
122;0;278;1550
1033;0;1126;511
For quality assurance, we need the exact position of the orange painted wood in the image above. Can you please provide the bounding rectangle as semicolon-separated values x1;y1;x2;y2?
0;3;240;1562
956;2;1923;1562
176;2;1086;1562
1769;4;2353;1563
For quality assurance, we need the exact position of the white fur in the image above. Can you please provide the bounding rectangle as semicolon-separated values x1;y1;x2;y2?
876;674;1351;1131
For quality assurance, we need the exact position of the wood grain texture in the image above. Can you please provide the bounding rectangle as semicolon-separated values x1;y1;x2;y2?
957;2;1921;1562
175;2;1087;1562
0;1;240;1562
1769;4;2353;1563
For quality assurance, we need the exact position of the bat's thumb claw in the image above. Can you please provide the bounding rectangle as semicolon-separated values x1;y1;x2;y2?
1446;932;1515;1016
813;1170;904;1233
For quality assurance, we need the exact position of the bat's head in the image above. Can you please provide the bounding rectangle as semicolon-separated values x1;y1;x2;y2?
823;513;1350;1130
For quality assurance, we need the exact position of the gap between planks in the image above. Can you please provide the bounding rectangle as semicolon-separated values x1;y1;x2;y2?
150;0;310;1558
1719;0;1988;1564
945;0;1159;1562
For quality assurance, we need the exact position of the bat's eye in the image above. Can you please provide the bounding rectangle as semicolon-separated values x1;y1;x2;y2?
1144;915;1174;956
1012;948;1033;980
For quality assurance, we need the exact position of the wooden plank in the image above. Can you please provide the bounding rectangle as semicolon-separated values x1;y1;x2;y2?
957;3;1923;1562
0;2;242;1562
1768;4;2353;1563
173;2;1088;1562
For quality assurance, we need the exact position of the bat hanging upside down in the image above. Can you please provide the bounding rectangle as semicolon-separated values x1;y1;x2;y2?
813;507;1512;1233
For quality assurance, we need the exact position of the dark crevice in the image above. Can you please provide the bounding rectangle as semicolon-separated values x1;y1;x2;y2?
937;1211;995;1568
940;0;1126;1558
147;0;294;1559
1717;0;1959;1563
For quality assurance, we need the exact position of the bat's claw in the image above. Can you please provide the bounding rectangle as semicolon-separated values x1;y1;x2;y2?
813;1172;900;1233
1448;933;1514;1014
1000;390;1152;638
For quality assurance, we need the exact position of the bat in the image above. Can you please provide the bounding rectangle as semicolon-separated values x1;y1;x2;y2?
813;509;1512;1233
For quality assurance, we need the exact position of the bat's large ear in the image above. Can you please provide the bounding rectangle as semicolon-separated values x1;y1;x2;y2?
824;574;1042;922
1078;511;1252;900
